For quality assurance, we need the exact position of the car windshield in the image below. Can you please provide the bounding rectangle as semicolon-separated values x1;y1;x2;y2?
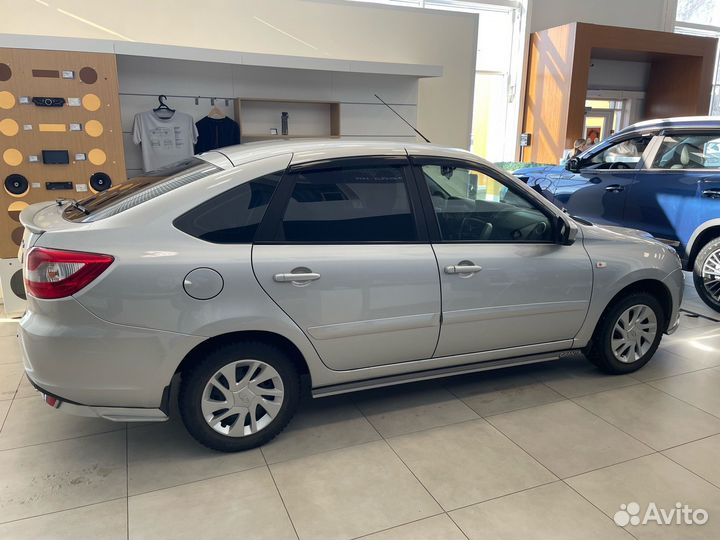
63;158;221;222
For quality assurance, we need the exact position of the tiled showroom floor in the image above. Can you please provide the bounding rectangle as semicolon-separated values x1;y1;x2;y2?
1;274;720;539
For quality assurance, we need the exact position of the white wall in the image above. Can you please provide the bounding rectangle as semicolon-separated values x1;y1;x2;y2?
530;0;670;33
588;59;651;91
0;0;478;149
117;56;420;177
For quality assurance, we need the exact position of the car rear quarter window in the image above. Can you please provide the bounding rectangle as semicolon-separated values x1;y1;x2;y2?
63;158;221;222
174;171;282;243
275;164;417;242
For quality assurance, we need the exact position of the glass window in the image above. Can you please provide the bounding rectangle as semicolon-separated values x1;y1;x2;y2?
421;164;553;242
652;134;720;169
63;157;221;223
586;136;652;169
174;171;282;243
277;164;417;243
674;10;720;114
676;0;720;28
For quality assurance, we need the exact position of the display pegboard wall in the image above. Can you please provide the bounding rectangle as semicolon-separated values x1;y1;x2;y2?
0;47;126;259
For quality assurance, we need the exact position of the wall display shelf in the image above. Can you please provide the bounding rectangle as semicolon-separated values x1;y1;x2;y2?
0;34;443;79
0;47;126;259
235;98;340;143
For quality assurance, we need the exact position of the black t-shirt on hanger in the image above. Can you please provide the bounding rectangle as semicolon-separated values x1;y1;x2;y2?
194;116;241;153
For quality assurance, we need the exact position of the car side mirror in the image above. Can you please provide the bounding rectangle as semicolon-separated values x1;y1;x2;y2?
557;215;578;246
565;157;580;172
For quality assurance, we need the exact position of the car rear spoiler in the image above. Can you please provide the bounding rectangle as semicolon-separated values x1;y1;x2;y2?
19;201;57;234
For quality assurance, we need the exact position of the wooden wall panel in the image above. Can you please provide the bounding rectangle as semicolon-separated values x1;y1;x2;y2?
521;24;577;164
521;22;718;165
0;48;126;258
645;55;708;118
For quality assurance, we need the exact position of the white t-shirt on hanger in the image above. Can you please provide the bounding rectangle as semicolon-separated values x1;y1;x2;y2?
132;110;198;172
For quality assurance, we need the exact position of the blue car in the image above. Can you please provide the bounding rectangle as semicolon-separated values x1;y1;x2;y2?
515;116;720;312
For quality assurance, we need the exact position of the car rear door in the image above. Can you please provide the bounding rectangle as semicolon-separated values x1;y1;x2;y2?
623;131;720;257
252;156;441;371
554;135;653;225
411;156;593;358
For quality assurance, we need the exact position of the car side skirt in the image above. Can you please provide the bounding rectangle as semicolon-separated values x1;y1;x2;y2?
312;351;563;398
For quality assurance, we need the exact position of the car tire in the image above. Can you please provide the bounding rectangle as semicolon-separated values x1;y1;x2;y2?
584;292;664;374
179;341;300;452
692;237;720;313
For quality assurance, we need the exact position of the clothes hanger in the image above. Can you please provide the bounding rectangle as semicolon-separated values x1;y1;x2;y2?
153;95;175;119
207;99;226;119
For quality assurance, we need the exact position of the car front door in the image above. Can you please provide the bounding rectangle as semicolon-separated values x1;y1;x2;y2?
252;156;441;371
623;132;720;257
412;157;593;358
553;135;653;226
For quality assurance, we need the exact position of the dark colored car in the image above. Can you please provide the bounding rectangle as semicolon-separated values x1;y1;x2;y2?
515;117;720;313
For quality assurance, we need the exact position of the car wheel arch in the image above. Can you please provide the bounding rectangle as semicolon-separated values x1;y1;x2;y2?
598;279;673;333
174;330;311;385
688;222;720;270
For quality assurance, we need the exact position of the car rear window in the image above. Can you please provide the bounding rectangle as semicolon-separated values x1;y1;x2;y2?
63;158;221;222
274;164;417;243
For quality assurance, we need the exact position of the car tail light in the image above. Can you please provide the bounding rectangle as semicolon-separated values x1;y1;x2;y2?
25;247;114;299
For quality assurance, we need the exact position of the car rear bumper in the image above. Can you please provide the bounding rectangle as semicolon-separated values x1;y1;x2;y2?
18;295;205;409
27;376;168;421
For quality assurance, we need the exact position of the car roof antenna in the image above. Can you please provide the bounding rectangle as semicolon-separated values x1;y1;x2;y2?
374;93;431;143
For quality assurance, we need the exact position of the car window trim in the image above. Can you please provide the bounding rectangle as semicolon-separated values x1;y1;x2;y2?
254;155;430;245
644;131;720;171
409;156;558;245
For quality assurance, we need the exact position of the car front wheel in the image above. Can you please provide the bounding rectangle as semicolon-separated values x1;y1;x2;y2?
179;341;300;452
693;237;720;313
584;292;664;374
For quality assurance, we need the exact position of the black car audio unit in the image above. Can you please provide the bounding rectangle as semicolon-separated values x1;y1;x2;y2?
45;181;73;190
32;96;66;107
4;174;29;196
89;172;112;192
42;150;70;164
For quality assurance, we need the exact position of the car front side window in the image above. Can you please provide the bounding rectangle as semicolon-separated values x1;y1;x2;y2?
586;136;652;170
421;163;553;243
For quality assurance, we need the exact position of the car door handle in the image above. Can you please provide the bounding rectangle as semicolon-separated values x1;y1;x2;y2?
702;189;720;199
273;272;321;283
605;184;624;192
444;264;483;275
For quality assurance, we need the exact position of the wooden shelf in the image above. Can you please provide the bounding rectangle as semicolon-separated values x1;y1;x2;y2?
236;98;340;144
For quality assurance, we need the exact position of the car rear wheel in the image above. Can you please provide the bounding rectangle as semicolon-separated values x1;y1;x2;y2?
693;238;720;313
179;341;300;452
584;292;664;374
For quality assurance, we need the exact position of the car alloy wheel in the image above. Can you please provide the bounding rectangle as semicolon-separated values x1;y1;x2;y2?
201;359;285;437
610;304;658;363
701;248;720;302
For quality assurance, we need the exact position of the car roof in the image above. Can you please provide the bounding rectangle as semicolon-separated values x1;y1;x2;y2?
616;116;720;136
205;138;485;168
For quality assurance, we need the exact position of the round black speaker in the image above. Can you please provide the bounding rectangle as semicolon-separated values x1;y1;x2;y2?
90;172;112;192
4;174;28;196
10;269;26;300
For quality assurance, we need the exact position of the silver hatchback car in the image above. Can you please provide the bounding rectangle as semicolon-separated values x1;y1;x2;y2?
19;140;683;451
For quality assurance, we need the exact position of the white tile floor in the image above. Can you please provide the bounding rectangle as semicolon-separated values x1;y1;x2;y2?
1;275;720;539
